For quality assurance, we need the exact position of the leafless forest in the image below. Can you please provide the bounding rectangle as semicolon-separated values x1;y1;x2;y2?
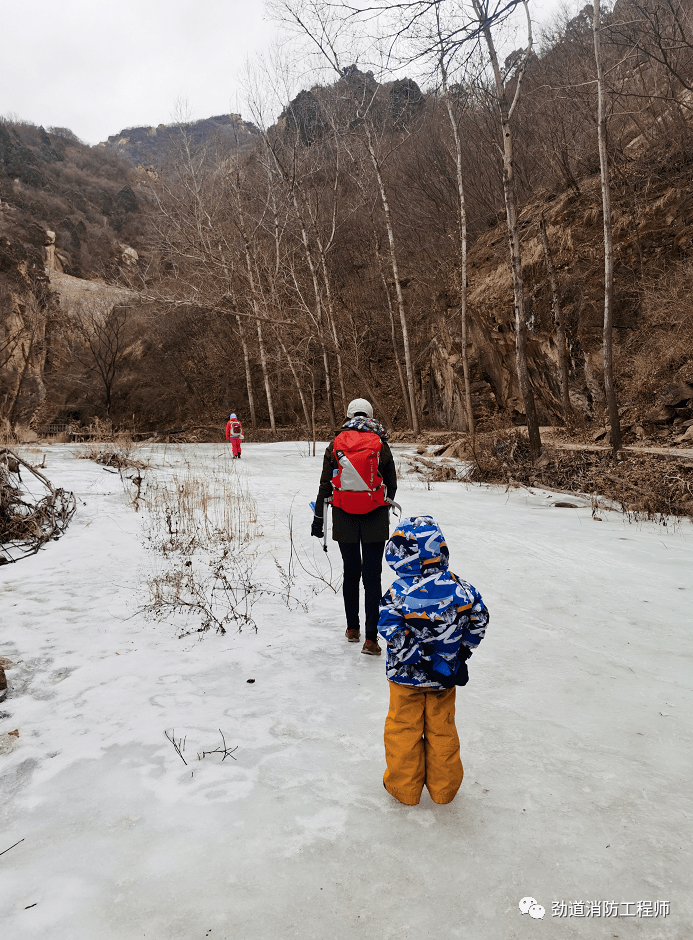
2;0;693;456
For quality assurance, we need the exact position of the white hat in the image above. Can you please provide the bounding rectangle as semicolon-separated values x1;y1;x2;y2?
346;398;373;419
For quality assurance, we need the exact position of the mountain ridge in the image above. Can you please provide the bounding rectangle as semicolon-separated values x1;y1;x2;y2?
101;113;259;166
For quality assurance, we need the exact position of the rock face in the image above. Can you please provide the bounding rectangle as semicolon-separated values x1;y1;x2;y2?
44;230;63;272
102;114;258;165
0;237;55;430
425;167;693;428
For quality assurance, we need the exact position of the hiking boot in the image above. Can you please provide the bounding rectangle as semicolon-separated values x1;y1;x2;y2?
345;628;360;643
362;639;381;656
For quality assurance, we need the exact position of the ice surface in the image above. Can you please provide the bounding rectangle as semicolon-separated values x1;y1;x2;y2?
1;442;692;938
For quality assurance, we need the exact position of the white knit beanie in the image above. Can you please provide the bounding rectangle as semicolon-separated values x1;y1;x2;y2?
346;398;373;419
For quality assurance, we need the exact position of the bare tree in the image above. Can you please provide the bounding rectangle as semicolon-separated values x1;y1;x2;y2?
268;1;422;433
70;301;131;417
434;6;475;438
593;0;622;453
472;0;541;459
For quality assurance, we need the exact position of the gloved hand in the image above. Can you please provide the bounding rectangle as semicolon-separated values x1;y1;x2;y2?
428;653;453;676
311;516;324;539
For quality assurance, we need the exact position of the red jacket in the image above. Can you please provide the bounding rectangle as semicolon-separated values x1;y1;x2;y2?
225;419;243;439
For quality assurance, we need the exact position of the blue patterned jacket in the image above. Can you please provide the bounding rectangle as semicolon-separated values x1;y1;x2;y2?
378;516;489;689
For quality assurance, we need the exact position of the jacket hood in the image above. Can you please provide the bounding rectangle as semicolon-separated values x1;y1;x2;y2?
385;515;449;578
340;416;389;441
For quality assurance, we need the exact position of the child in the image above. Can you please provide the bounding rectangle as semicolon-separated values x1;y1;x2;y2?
225;413;243;458
378;515;489;805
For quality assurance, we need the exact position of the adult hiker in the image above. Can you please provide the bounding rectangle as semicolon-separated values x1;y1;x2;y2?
225;413;243;458
311;398;398;656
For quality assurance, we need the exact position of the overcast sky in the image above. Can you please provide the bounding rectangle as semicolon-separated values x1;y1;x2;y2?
1;0;574;146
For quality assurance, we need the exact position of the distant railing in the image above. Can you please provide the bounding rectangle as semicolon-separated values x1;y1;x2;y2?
39;423;75;437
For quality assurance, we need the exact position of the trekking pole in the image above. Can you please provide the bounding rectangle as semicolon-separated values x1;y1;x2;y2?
323;497;332;552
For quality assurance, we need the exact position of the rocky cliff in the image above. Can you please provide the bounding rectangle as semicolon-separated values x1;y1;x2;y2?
102;113;259;166
429;147;693;443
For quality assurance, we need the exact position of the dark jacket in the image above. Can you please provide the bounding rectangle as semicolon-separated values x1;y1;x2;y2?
315;419;397;544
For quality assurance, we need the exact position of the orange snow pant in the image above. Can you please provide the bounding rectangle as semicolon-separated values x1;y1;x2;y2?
383;681;463;805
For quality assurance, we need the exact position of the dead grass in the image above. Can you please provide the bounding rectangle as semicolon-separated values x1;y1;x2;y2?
618;261;693;402
468;430;693;521
143;462;259;554
142;458;262;634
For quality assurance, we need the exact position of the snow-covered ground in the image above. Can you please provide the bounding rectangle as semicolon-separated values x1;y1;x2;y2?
1;442;692;939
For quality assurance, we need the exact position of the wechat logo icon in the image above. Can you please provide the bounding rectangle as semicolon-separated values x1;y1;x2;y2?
519;897;545;919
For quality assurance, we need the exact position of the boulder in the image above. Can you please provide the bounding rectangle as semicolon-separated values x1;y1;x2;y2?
674;425;693;444
120;244;139;265
658;382;693;407
642;404;676;424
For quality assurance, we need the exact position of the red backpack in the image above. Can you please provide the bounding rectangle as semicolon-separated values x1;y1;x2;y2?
331;429;386;514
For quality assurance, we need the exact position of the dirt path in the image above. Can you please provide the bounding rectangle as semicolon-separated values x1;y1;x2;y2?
536;427;693;460
546;441;693;459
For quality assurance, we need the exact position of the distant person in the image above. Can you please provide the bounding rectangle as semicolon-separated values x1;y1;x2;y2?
311;398;397;656
378;515;489;805
225;413;243;458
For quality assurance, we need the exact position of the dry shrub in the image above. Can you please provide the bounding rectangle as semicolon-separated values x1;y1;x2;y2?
142;459;262;634
143;463;258;554
619;261;693;401
146;546;260;636
76;431;146;470
468;430;693;521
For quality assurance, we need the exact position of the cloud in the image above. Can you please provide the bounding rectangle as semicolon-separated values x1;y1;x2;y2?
0;0;277;143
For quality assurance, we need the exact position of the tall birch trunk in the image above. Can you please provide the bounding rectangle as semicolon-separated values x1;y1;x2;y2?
241;243;276;432
374;235;412;428
364;121;420;434
279;337;312;432
236;314;257;428
538;213;572;426
266;191;312;433
255;317;276;432
444;96;475;439
234;186;276;432
475;0;541;460
292;191;337;426
593;0;622;454
316;241;347;415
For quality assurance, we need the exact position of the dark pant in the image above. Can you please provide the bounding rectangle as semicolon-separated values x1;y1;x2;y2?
338;540;386;641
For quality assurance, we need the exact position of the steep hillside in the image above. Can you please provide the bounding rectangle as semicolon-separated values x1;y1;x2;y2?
0;121;148;279
458;141;693;445
102;113;259;166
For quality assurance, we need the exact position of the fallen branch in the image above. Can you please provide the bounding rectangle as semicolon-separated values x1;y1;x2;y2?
1;449;77;564
0;838;24;858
